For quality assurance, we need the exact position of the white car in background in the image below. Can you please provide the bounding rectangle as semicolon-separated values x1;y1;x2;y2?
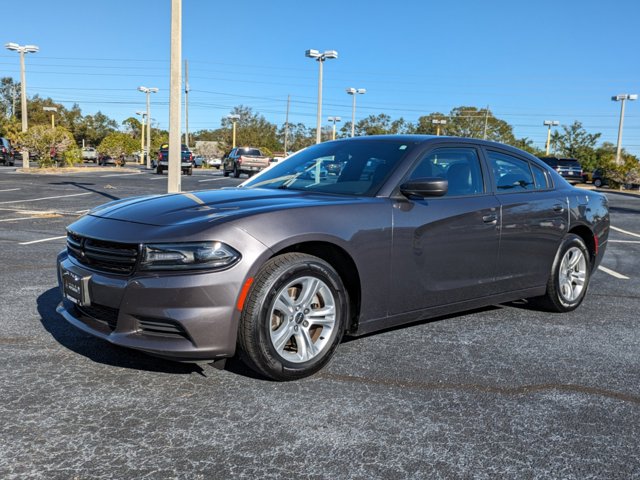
206;157;222;169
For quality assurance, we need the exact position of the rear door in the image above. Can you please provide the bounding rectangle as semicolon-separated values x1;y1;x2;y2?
485;148;568;291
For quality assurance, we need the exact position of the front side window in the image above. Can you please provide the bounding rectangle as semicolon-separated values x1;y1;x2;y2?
488;150;535;192
408;147;484;196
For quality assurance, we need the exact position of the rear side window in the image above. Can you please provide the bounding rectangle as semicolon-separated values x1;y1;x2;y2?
531;164;550;190
487;150;535;192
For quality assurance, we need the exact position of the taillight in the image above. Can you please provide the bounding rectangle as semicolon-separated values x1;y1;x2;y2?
238;157;242;165
157;152;162;160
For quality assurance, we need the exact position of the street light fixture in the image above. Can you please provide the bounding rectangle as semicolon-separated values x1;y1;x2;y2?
431;118;447;136
138;86;159;169
327;116;341;140
543;120;560;155
136;111;147;165
5;42;39;169
346;87;366;137
43;107;58;128
306;49;338;144
611;94;638;165
227;114;240;148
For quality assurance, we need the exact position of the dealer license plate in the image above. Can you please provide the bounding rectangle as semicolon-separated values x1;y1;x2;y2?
62;269;90;306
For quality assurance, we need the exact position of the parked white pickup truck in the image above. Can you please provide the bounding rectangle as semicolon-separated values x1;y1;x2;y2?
81;147;98;163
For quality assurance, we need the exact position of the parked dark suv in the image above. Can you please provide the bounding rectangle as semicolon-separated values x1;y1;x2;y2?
538;157;582;184
0;137;14;166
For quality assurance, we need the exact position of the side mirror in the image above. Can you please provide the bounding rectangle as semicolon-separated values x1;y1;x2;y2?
400;177;448;198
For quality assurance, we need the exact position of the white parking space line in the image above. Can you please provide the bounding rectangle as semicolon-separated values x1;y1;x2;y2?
610;225;640;238
198;177;228;183
598;266;630;280
0;217;35;222
609;240;640;244
19;235;66;245
0;188;20;192
100;172;143;178
0;192;92;205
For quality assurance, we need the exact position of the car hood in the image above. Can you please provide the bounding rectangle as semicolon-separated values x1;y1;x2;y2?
88;188;362;227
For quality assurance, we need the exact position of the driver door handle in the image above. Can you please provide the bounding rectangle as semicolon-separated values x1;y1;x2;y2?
482;213;498;224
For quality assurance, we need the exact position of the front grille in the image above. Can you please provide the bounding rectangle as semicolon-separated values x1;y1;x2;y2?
67;232;139;275
76;303;119;331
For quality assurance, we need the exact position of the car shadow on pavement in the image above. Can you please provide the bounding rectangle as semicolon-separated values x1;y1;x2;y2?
37;287;205;376
48;181;120;201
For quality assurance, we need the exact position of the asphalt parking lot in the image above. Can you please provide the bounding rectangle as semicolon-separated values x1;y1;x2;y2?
0;164;639;479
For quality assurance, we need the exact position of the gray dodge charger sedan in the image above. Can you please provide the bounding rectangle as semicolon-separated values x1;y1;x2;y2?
57;136;609;380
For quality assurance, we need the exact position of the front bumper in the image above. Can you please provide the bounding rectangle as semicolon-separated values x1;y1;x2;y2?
56;251;242;362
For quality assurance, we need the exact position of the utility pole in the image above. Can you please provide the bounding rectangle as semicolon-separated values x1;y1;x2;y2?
184;59;189;148
284;94;290;155
167;0;182;193
483;105;489;140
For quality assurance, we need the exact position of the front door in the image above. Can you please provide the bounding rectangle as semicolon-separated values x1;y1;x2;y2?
389;146;501;315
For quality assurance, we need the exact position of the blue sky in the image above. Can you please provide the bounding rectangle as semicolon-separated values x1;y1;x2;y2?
2;0;639;153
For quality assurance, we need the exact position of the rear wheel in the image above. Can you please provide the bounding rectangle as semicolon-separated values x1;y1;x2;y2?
593;178;602;188
233;165;240;178
238;253;348;381
156;167;162;174
532;234;590;312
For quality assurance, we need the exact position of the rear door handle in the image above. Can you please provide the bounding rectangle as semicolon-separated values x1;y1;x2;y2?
553;204;565;213
482;214;498;224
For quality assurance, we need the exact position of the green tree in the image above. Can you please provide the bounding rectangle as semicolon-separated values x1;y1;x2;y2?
73;111;118;147
19;125;78;167
0;77;19;118
414;112;448;135
98;132;139;165
549;121;601;170
220;105;280;151
278;122;314;152
447;106;516;144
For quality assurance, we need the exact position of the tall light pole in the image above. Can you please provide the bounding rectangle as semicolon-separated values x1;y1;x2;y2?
306;49;338;144
136;111;146;165
432;119;447;136
5;42;39;169
543;120;559;155
167;0;182;194
138;86;159;169
227;114;240;148
327;116;341;140
346;87;366;137
612;94;638;165
43;107;57;128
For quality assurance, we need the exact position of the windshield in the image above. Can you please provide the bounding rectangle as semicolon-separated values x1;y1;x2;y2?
241;139;414;196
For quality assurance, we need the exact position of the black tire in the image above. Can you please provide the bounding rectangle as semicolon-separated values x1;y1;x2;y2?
593;178;602;188
223;169;230;177
238;253;349;381
531;234;591;312
156;167;162;174
233;165;240;178
187;168;193;176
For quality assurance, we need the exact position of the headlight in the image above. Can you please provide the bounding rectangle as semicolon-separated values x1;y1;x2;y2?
140;242;241;271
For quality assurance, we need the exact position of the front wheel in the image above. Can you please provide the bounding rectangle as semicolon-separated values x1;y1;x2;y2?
532;234;590;312
593;178;603;188
238;253;348;381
